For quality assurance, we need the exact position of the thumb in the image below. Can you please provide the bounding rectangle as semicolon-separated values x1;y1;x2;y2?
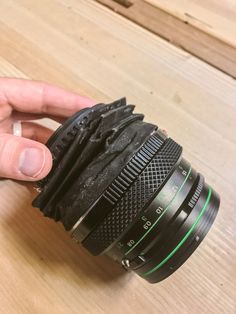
0;134;52;181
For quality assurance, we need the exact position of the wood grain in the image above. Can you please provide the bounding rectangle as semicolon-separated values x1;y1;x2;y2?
0;0;235;313
146;0;236;46
95;0;236;78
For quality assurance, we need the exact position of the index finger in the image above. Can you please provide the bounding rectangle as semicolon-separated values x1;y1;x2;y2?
0;78;96;117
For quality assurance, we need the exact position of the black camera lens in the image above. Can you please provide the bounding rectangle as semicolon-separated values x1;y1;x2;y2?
32;98;220;283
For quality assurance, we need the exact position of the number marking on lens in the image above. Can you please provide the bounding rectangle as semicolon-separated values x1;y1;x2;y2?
141;187;212;277
124;167;192;256
143;221;152;230
117;242;124;248
156;206;164;215
127;240;135;248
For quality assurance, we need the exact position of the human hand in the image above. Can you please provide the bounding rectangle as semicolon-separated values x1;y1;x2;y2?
0;78;95;181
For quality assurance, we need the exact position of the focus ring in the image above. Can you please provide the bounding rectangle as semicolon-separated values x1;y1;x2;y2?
71;131;165;242
82;138;182;255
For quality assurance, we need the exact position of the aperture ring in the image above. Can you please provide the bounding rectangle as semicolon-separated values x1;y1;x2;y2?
82;138;182;255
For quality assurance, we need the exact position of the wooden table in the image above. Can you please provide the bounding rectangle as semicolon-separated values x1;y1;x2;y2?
0;0;235;313
96;0;236;78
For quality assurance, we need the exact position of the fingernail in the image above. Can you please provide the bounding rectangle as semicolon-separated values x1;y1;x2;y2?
19;148;45;177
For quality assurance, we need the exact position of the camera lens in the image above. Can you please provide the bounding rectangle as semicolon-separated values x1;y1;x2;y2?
32;98;220;283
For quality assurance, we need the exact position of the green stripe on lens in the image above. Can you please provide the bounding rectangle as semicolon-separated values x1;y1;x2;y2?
125;167;192;256
142;187;212;277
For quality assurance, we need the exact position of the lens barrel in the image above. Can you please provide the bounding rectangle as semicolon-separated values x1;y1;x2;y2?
33;98;220;283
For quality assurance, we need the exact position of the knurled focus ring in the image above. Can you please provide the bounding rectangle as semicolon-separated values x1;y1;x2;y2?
71;131;165;242
82;138;182;255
